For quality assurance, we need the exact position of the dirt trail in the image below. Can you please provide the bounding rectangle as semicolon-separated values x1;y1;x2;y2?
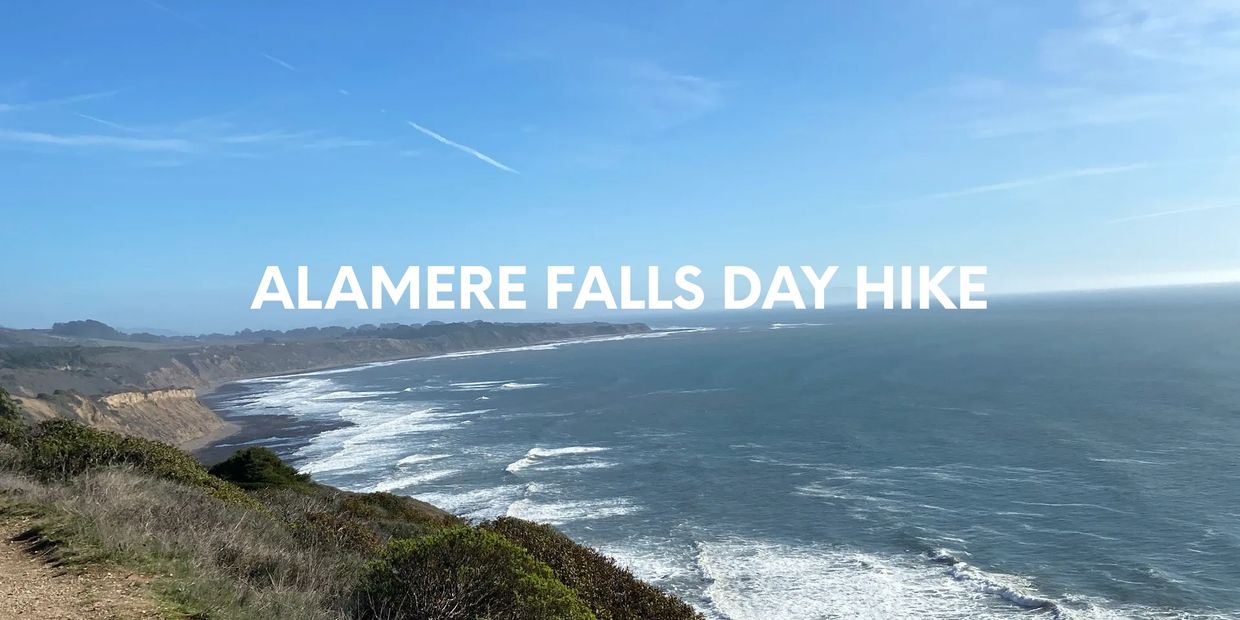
0;520;163;619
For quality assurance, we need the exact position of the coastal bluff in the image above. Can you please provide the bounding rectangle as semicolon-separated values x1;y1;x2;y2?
0;320;650;446
16;387;228;447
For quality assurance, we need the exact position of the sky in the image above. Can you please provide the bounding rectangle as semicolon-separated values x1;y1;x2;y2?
2;0;1238;332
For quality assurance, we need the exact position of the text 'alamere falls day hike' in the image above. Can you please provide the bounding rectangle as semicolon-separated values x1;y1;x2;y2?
251;265;989;311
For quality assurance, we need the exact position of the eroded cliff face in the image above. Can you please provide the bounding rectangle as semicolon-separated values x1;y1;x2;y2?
17;388;231;448
99;387;197;407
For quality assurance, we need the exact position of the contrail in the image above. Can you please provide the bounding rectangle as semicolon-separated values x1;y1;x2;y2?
406;121;517;173
261;53;297;72
137;0;519;174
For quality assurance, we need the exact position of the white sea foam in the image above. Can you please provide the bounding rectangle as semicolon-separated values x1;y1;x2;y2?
927;549;1071;615
298;442;408;475
415;485;526;519
225;377;342;417
369;469;460;493
1088;457;1169;466
506;446;611;473
312;389;398;400
603;543;700;585
433;409;493;418
449;380;548;392
449;380;546;392
769;322;831;329
295;405;464;475
505;497;638;524
452;380;505;387
499;382;545;390
537;461;617;471
645;387;735;396
682;538;1211;620
696;539;1036;620
397;454;451;466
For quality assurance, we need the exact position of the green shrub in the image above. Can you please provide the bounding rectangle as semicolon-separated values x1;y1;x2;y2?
0;387;21;421
12;419;254;507
256;487;459;556
208;447;312;490
483;517;703;620
353;526;595;620
338;491;459;539
0;389;27;446
295;507;383;553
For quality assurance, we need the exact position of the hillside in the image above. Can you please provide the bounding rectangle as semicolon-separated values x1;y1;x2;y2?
0;391;702;619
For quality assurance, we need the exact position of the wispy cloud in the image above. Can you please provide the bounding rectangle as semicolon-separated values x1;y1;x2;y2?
3;114;377;158
871;163;1150;207
0;128;194;152
215;129;315;145
208;128;380;152
1065;0;1240;74
611;61;724;128
261;53;298;72
951;0;1240;137
302;136;379;150
0;90;118;113
406;121;517;173
1109;203;1239;224
957;84;1186;138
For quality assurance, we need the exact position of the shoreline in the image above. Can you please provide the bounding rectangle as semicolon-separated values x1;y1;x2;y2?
178;419;241;452
191;328;686;456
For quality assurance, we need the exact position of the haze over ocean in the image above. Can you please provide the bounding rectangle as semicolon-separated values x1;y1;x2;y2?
204;285;1240;619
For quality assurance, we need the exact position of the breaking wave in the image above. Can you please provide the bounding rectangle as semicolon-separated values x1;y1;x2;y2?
397;453;451;466
505;497;639;525
506;446;611;474
369;469;461;493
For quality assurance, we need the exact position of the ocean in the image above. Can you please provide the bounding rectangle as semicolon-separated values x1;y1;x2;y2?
202;285;1240;619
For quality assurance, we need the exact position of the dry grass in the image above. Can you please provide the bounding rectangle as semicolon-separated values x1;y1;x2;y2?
0;468;364;619
0;410;701;620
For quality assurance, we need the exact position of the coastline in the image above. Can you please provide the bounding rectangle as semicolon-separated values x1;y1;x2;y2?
178;419;241;452
191;328;681;457
197;326;673;393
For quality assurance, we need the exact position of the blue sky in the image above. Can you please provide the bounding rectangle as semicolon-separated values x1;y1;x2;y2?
2;1;1238;331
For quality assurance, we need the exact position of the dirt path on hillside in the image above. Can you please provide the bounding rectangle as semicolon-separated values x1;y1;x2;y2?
0;520;164;619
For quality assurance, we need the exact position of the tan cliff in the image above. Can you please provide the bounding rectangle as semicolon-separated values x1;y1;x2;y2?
16;388;232;449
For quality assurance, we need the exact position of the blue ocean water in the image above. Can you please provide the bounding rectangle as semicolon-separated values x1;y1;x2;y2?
205;286;1240;619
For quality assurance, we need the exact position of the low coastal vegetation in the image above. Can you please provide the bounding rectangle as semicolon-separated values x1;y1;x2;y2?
0;387;702;619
